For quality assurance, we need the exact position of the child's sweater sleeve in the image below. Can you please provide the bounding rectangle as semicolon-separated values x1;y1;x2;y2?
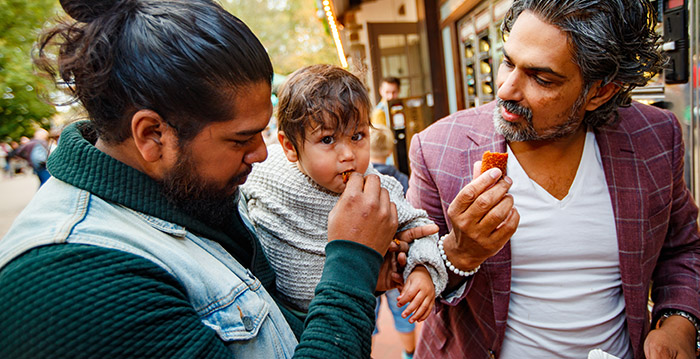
404;232;447;296
376;170;448;296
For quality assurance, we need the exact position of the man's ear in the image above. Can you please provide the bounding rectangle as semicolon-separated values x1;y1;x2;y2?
131;110;172;162
278;131;298;162
584;81;621;112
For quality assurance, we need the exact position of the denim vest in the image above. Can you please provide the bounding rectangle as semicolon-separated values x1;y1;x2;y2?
0;178;298;358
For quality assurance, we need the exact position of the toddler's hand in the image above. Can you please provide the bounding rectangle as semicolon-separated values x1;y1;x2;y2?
396;265;435;323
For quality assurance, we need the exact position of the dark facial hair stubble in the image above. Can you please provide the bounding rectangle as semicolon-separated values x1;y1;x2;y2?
160;146;248;228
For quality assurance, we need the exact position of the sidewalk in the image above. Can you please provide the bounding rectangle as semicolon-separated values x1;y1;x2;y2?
0;173;39;238
372;295;423;358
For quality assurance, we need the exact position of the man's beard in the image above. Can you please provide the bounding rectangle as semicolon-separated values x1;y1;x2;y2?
492;92;587;142
160;147;249;229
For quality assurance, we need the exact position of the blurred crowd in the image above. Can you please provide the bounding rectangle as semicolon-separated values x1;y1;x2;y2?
1;128;58;186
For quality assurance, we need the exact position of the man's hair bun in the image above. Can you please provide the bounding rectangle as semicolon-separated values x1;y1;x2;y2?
59;0;120;22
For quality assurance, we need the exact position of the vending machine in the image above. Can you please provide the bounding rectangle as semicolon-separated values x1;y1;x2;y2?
385;97;433;175
650;0;700;200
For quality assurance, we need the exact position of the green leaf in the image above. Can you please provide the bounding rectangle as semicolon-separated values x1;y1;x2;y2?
0;0;58;141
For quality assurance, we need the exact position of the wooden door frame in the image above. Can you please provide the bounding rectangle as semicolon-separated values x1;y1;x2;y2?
367;22;422;104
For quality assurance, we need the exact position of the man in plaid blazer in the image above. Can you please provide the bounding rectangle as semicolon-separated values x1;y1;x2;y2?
406;1;700;358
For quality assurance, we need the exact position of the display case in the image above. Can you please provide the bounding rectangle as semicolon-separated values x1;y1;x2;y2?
457;3;507;109
477;30;495;104
458;18;477;108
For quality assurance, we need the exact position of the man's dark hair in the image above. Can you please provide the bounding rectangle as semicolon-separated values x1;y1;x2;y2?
34;0;273;144
381;76;401;88
277;64;371;152
502;0;665;128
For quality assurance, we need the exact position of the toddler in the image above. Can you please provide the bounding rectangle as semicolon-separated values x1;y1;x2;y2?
241;64;446;322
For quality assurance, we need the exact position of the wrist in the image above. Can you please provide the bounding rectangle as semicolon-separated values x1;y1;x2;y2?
656;310;700;356
324;240;382;293
442;232;482;271
439;233;481;277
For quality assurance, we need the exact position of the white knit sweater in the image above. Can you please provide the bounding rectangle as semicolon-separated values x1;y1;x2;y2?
241;144;447;312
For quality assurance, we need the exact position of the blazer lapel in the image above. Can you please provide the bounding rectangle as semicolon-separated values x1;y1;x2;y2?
469;125;512;345
595;124;645;350
447;103;512;348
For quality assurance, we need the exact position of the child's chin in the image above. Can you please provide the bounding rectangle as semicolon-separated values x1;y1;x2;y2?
324;183;345;194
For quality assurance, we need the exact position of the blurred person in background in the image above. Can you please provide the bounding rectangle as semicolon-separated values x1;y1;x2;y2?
0;142;10;178
371;76;401;128
370;124;408;192
8;128;50;186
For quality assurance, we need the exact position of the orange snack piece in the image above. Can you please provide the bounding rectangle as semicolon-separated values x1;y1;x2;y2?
481;151;508;175
341;171;351;184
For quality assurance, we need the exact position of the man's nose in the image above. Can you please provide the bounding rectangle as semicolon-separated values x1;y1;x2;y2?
496;70;523;102
243;134;267;165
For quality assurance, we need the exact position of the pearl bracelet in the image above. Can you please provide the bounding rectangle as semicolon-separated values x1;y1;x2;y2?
438;234;480;277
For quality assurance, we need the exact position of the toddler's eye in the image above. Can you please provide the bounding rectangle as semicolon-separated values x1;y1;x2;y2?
351;133;364;141
321;136;334;145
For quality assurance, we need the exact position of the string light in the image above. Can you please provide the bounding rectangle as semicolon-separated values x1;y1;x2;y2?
322;0;348;68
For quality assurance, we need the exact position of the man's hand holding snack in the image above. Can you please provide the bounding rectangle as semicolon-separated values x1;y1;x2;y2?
442;158;519;288
328;172;398;255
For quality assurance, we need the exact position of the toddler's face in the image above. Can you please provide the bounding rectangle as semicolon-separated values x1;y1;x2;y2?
295;123;370;194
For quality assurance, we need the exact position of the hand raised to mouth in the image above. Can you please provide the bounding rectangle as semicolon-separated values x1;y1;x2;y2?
328;173;398;255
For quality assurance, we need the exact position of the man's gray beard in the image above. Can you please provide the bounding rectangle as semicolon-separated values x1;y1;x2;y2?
492;96;586;142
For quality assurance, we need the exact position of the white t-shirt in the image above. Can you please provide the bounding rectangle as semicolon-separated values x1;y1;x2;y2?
499;130;632;359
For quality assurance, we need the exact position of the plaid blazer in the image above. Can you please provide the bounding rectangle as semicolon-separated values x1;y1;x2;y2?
407;101;700;358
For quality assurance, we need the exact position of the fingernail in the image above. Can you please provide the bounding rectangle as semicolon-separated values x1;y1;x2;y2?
503;175;512;184
489;168;501;179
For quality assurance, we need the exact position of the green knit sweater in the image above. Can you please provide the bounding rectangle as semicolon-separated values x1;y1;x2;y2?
0;121;382;358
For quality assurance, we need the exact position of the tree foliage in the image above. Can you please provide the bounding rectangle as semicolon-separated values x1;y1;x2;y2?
222;0;339;76
0;0;340;142
0;0;59;142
